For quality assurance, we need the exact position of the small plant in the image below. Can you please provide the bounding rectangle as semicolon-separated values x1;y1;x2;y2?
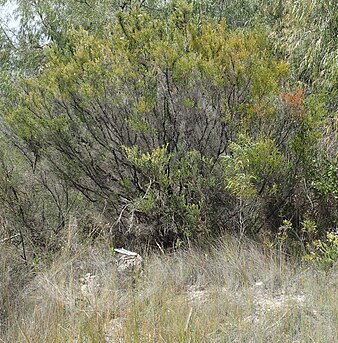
303;230;338;270
276;219;293;251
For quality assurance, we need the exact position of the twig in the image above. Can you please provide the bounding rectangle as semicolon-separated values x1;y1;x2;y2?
155;240;165;254
0;233;20;244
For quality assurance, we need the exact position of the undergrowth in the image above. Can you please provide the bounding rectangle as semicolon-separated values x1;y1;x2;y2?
1;232;336;342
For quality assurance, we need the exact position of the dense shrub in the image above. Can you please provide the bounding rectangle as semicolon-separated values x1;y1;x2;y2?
0;0;337;249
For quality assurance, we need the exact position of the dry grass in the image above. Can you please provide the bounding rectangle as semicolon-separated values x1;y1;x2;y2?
1;234;337;343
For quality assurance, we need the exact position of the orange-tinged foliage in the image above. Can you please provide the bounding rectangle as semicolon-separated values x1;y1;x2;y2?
281;87;304;110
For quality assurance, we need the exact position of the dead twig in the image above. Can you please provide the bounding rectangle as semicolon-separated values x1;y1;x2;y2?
0;233;20;244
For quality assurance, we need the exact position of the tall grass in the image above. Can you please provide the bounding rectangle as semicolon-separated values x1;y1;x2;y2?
1;235;337;342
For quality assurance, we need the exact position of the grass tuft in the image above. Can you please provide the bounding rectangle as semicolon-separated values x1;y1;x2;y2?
1;235;337;342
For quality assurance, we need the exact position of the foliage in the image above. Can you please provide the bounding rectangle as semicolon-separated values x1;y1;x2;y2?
303;230;338;271
0;0;337;249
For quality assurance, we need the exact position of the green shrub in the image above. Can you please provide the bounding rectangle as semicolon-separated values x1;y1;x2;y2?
0;0;337;248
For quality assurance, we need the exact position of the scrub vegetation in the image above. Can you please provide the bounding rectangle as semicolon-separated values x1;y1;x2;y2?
0;1;337;341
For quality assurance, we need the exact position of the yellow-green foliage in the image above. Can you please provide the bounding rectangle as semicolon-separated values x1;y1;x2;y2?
1;0;336;246
222;135;286;197
124;145;171;187
2;4;294;242
304;231;338;270
7;6;287;135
